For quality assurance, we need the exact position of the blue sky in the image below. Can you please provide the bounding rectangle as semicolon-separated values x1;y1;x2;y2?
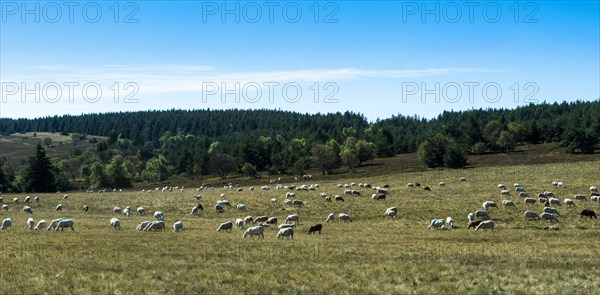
1;0;599;121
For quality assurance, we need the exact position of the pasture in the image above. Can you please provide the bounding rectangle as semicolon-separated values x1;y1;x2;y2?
1;160;600;294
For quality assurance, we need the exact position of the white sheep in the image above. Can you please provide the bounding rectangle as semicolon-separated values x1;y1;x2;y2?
326;213;334;223
270;198;278;205
63;194;68;200
591;186;599;193
13;197;19;204
243;226;265;239
237;204;247;212
24;196;31;203
154;211;164;221
428;219;445;230
384;208;397;220
543;207;560;216
110;218;121;230
438;182;446;187
173;221;183;232
144;221;165;231
475;220;494;231
519;192;530;198
27;218;34;230
236;218;245;229
474;210;490;220
1;218;12;230
292;199;304;207
575;194;587;201
55;204;63;211
276;227;294;239
339;213;352;222
285;214;300;225
34;220;46;231
278;223;296;229
501;190;511;196
483;201;498;211
467;212;474;222
541;212;559;223
55;219;75;231
524;197;537;205
549;198;561;206
23;206;33;214
136;221;153;231
113;207;122;214
2;204;7;211
564;198;576;207
34;196;40;202
137;207;145;215
524;211;541;220
244;216;253;224
446;217;455;229
502;200;516;207
497;184;506;190
217;221;233;232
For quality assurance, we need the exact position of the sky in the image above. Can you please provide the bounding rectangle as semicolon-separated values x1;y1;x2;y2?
1;0;599;121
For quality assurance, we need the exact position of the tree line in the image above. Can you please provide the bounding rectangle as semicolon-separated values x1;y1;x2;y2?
0;100;598;192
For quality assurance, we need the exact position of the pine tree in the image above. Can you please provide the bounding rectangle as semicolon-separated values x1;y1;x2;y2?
21;144;56;192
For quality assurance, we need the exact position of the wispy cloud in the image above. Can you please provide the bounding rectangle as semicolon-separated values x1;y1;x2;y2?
1;65;507;94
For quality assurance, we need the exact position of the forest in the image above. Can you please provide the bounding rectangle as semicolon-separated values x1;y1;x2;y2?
0;100;598;192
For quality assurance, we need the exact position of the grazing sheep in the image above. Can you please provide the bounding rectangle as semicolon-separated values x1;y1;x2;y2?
23;206;33;214
438;182;446;187
384;208;397;220
270;198;278;205
502;200;516;207
543;226;560;231
243;226;265;239
244;216;253;224
82;205;89;212
24;196;31;203
459;177;467;181
191;204;204;215
55;219;75;231
468;220;484;229
136;221;153;231
483;201;498;211
557;182;565;188
497;184;506;190
307;224;323;234
292;199;304;207
215;204;224;213
423;186;431;191
544;191;556;198
144;221;165;231
377;188;389;195
277;227;294;239
137;207;145;215
335;196;345;202
475;220;494;231
194;195;202;201
549;198;561;206
154;211;165;221
173;221;183;232
374;194;386;201
467;212;474;222
285;214;300;225
524;198;537;205
266;217;278;225
110;218;121;230
590;186;599;193
253;216;269;224
236;218;245;229
27;218;34;230
34;220;46;231
501;190;511;196
237;204;248;212
581;209;598;219
13;197;19;204
326;213;334;223
575;194;587;202
407;183;415;188
519;192;530;198
541;212;559;223
445;217;455;229
544;207;560;216
1;218;12;230
428;219;445;230
339;213;352;222
278;223;295;229
515;186;526;193
474;210;490;220
1;204;7;211
55;204;63;211
113;207;122;214
122;207;131;216
524;211;541;220
63;194;68;200
217;200;232;208
564;198;576;207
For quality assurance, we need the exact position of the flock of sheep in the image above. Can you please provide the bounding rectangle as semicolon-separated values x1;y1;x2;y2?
427;181;600;231
1;180;599;238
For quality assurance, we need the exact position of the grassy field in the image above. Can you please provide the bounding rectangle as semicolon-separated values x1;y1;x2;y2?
1;160;600;294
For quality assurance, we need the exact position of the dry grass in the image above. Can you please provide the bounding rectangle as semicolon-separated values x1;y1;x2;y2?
1;160;600;294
